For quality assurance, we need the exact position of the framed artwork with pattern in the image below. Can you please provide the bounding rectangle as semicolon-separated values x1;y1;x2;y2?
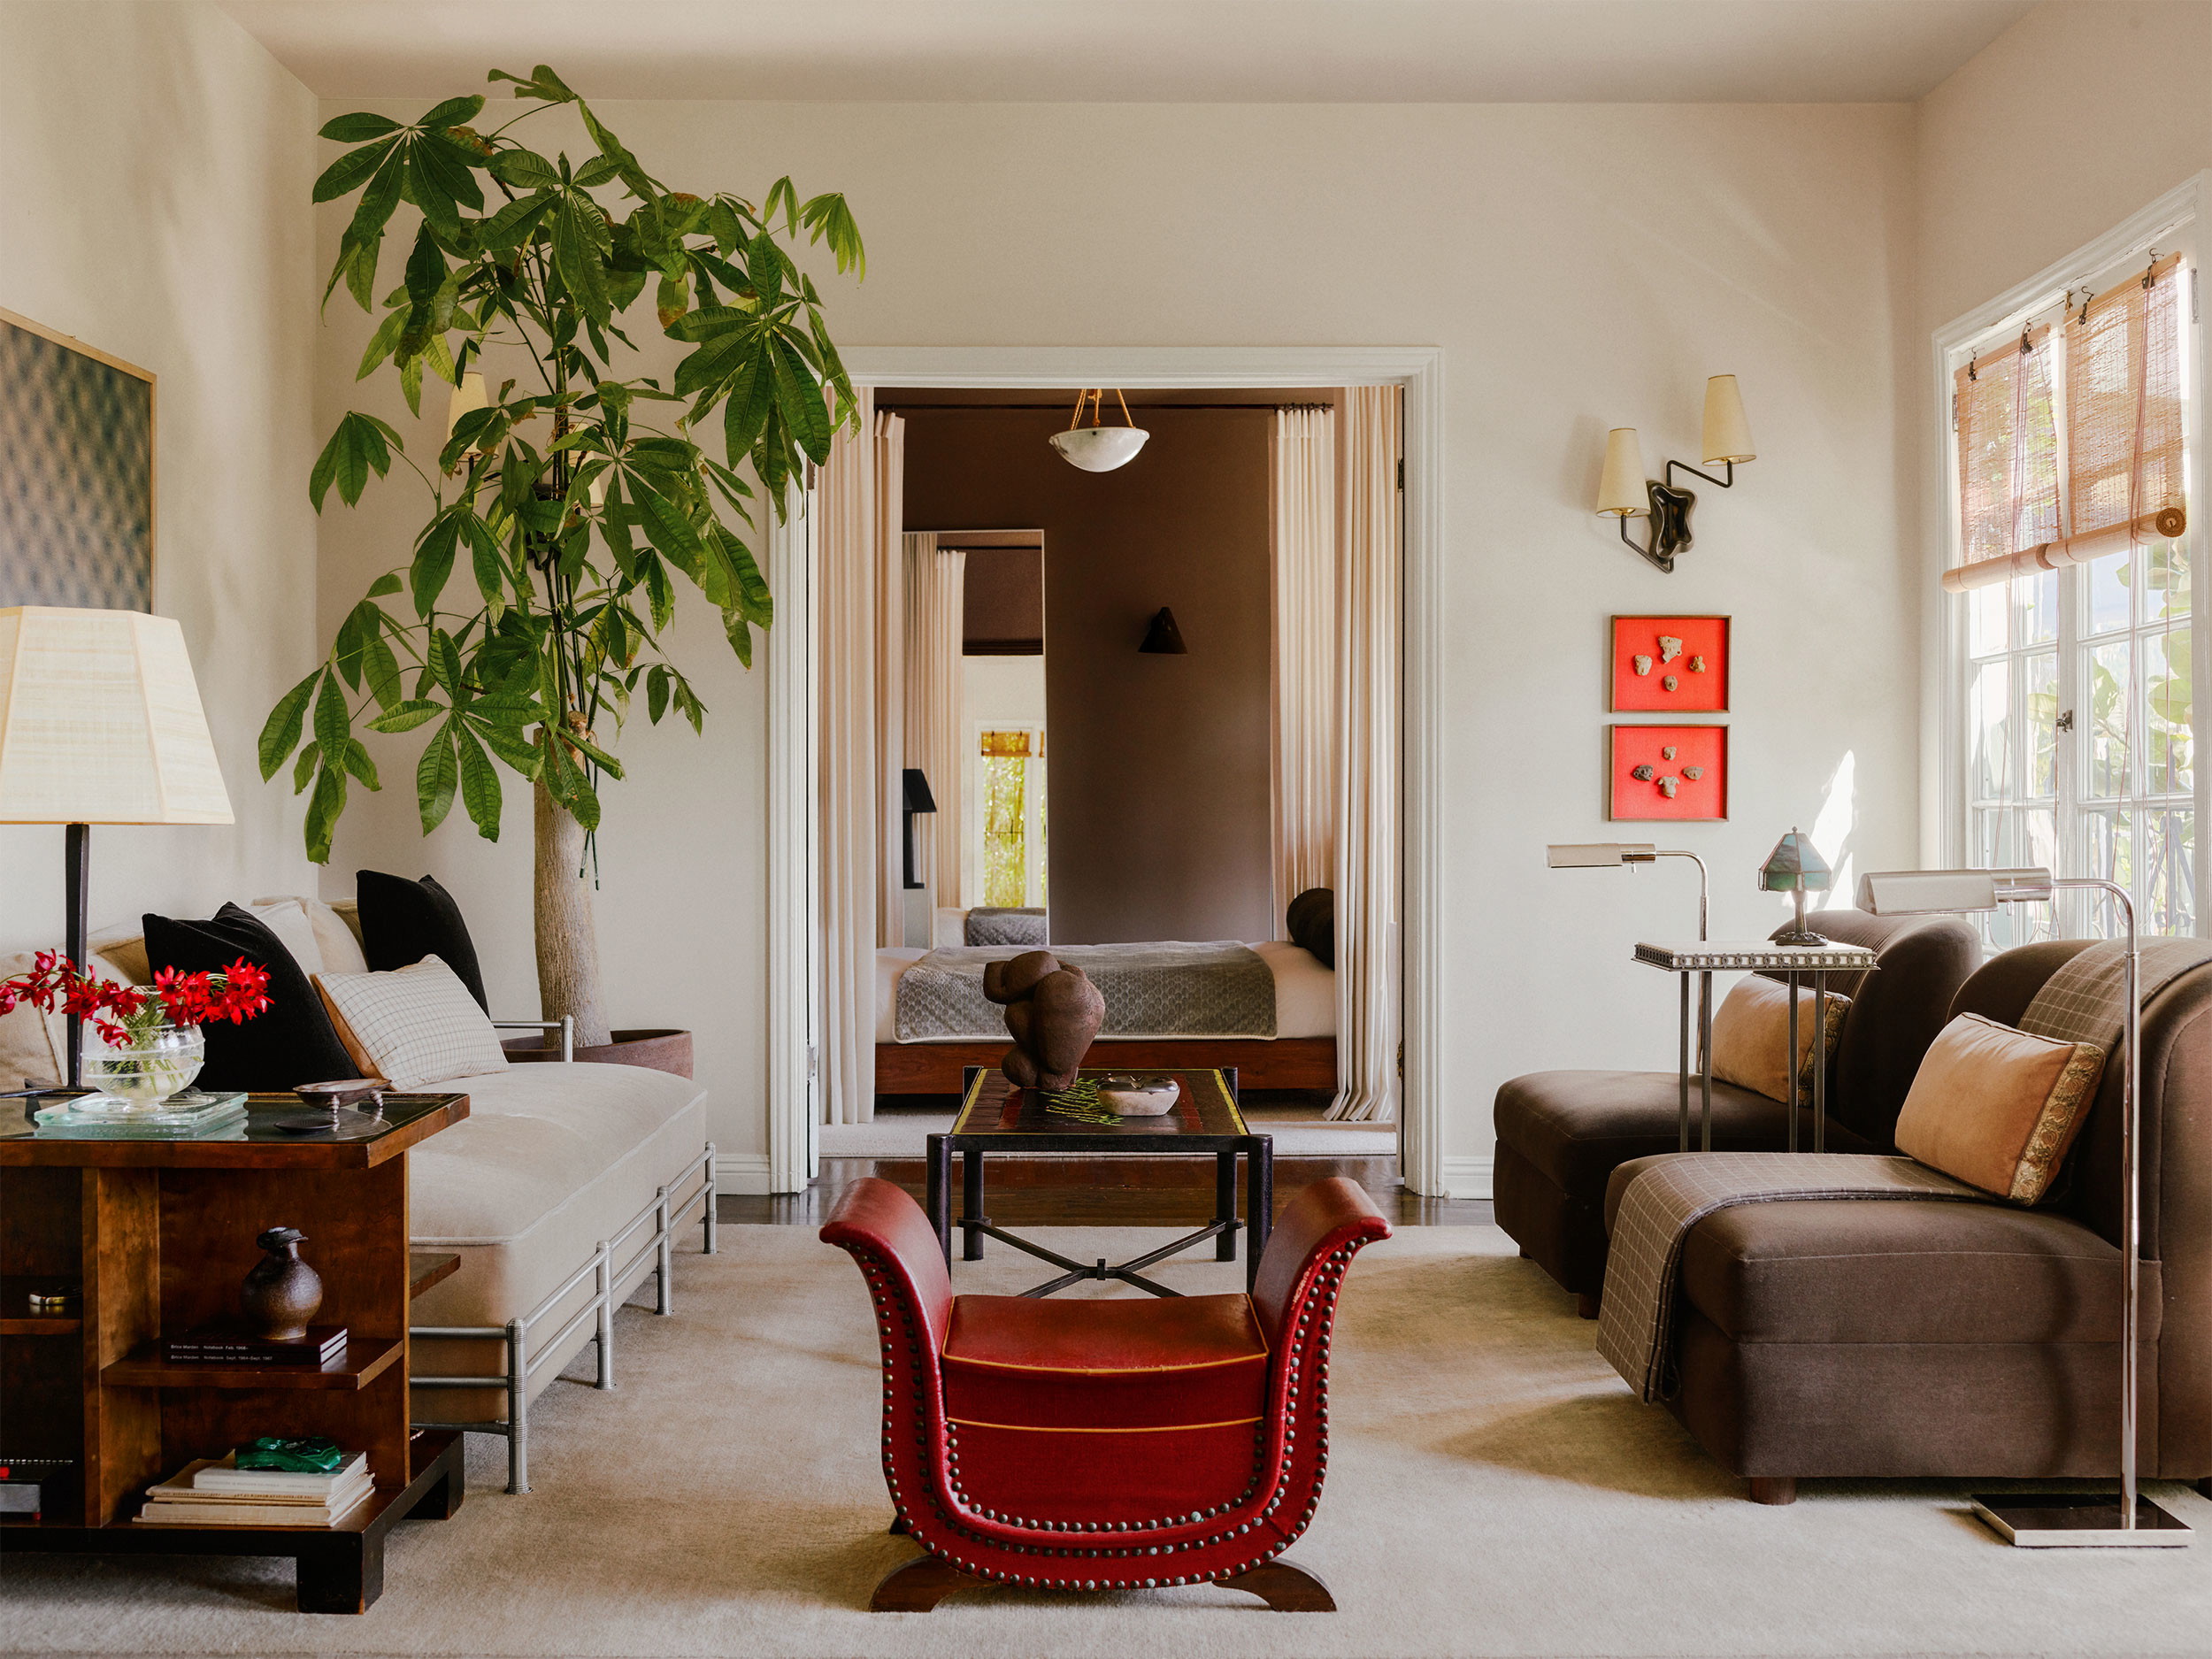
0;308;156;611
1609;724;1728;821
1610;614;1728;712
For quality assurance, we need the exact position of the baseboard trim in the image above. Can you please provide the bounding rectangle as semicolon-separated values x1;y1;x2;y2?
1441;1156;1493;1202
715;1152;774;1195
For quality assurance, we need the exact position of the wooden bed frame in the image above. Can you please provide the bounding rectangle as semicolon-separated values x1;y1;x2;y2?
874;1037;1338;1095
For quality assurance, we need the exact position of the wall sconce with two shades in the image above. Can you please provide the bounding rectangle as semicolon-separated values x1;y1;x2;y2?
1596;375;1755;574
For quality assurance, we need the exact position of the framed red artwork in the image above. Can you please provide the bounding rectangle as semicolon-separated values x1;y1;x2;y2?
1610;615;1730;712
1609;725;1728;821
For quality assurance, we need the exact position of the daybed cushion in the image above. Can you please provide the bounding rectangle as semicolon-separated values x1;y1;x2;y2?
409;1061;710;1415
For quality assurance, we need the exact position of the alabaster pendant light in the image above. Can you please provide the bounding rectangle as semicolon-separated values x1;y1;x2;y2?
1048;388;1149;472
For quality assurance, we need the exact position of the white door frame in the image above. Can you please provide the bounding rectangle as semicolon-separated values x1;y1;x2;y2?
764;345;1447;1196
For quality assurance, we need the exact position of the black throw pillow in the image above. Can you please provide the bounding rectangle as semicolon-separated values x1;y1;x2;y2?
355;871;489;1010
140;903;357;1092
1286;887;1336;970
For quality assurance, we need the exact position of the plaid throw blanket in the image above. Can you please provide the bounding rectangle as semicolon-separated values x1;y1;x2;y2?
895;941;1277;1041
1595;1153;1985;1401
2020;938;2212;1049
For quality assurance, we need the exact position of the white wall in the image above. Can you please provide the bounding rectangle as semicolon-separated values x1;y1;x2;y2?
0;2;319;955
312;97;1920;1192
1914;2;2212;861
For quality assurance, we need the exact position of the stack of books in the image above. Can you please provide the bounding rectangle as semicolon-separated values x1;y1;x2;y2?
134;1452;373;1528
162;1325;348;1366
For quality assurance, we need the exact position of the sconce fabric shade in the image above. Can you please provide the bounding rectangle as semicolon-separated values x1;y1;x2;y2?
445;372;488;442
0;608;232;825
1596;428;1648;517
1140;607;1188;654
1701;375;1756;466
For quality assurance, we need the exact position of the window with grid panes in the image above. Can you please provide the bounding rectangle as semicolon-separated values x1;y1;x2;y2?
1953;236;2200;947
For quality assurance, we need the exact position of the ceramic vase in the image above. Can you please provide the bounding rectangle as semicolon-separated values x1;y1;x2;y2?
242;1227;322;1342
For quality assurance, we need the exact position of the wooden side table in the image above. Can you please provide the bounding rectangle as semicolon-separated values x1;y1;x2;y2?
929;1067;1272;1294
0;1092;468;1612
1632;941;1878;1153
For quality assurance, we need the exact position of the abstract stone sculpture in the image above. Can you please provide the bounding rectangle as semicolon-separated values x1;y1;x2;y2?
983;949;1105;1093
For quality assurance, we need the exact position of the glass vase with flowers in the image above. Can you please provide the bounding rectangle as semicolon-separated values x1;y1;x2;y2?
0;954;273;1113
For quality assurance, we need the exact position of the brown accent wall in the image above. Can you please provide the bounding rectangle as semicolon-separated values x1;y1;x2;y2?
899;406;1274;944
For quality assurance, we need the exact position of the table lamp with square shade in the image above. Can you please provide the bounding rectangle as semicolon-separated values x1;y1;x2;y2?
0;608;233;1087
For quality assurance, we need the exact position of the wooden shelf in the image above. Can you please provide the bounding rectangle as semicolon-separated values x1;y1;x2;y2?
102;1335;401;1392
0;1315;81;1336
409;1252;460;1300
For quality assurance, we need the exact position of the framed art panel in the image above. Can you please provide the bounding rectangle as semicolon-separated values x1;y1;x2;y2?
0;307;157;611
1610;614;1728;712
1609;724;1728;821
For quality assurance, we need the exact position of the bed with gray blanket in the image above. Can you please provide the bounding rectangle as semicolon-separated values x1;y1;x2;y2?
873;936;1337;1092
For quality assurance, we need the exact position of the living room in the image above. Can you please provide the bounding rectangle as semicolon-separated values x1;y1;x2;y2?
4;0;2212;1652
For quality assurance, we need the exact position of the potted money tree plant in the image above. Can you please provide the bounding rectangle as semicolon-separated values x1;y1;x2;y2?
263;64;864;1058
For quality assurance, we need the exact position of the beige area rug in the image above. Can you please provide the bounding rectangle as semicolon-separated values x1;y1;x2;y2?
9;1225;2212;1658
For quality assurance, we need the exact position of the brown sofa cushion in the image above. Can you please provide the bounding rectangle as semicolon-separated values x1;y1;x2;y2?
1893;1013;2104;1202
1670;1196;2147;1348
1495;1069;1882;1194
1709;978;1849;1102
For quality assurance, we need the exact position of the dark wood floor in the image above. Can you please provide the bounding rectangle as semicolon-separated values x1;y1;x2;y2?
718;1152;1493;1227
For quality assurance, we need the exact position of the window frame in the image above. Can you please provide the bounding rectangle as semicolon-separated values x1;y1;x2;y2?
1935;174;2210;940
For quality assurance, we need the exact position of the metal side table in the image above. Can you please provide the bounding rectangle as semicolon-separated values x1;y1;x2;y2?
1632;941;1878;1153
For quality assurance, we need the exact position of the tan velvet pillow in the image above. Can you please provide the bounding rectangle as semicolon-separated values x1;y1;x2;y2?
1894;1013;2105;1203
1709;976;1850;1102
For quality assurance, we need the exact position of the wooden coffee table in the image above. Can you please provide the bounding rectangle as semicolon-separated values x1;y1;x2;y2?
0;1091;468;1612
929;1067;1272;1294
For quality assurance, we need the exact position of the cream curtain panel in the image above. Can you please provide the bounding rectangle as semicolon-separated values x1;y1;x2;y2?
904;534;967;910
1271;405;1337;915
1944;255;2188;594
872;414;908;948
815;391;879;1125
1329;387;1402;1124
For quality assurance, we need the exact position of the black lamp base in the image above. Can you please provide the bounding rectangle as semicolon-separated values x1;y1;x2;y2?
1969;1493;2192;1547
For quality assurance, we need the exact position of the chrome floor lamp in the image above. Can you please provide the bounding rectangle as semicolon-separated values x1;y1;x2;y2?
1548;842;1711;1127
1857;865;2190;1547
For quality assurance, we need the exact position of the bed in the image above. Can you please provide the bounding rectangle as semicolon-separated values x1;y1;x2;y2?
873;936;1338;1094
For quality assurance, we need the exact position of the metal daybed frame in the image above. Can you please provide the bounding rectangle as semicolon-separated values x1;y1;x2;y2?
408;1018;719;1493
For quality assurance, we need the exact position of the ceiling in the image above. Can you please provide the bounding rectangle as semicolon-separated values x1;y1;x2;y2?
218;1;2038;104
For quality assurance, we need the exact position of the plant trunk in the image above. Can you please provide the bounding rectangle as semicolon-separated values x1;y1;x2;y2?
534;776;612;1049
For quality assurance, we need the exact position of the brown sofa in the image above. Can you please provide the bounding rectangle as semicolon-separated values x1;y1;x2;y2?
1494;909;1982;1310
1606;939;2212;1502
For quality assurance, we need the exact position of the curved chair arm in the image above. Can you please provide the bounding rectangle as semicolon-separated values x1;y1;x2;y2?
1252;1174;1393;1348
820;1176;953;1352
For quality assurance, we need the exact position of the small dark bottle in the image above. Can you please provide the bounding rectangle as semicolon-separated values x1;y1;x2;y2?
241;1227;322;1342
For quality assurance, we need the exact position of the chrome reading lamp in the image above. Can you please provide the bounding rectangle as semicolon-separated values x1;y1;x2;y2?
1856;865;2189;1547
1548;843;1712;1117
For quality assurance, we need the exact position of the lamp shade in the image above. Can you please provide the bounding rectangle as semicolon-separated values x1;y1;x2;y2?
1758;827;1832;893
445;372;489;443
1596;428;1648;517
0;608;232;824
1701;374;1755;466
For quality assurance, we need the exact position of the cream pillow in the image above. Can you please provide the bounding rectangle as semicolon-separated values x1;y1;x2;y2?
1894;1013;2105;1203
250;899;326;975
253;895;368;977
311;956;508;1090
1709;976;1851;1102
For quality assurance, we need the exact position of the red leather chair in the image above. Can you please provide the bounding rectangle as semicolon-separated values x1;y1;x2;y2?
821;1174;1391;1611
